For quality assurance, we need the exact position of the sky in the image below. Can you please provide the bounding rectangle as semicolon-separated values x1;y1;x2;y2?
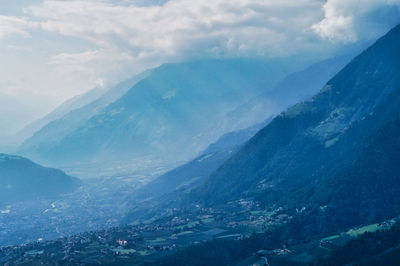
0;0;399;134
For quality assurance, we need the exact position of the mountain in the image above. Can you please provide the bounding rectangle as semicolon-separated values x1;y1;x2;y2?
19;71;150;166
117;53;354;224
19;59;293;168
192;24;400;230
128;119;271;207
0;154;80;204
15;86;108;144
120;54;354;223
269;55;354;106
225;55;353;130
0;86;114;152
141;54;353;198
0;87;113;152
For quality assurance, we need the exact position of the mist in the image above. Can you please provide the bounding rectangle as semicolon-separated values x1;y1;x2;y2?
1;1;400;265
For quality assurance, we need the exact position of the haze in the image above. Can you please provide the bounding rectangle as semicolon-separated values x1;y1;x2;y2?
0;0;399;136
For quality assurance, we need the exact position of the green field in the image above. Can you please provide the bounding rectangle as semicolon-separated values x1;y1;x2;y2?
177;231;193;236
138;250;150;256
346;224;380;237
175;221;199;230
201;218;215;223
321;235;340;241
148;238;166;243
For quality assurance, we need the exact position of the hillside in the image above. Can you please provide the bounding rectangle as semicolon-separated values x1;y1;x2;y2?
193;24;400;230
2;22;400;266
223;55;352;132
19;59;292;167
120;54;354;224
19;71;150;163
127;120;269;206
0;154;80;204
16;86;108;144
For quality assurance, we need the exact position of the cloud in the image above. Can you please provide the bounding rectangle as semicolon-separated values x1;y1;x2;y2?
21;0;327;88
23;0;400;57
312;0;400;42
0;15;29;38
28;0;324;57
1;0;400;115
49;49;134;88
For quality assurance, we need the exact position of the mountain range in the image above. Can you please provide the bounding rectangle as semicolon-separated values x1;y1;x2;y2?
121;25;400;235
18;71;150;162
120;54;354;223
191;24;400;231
18;59;294;170
15;86;108;145
18;55;352;178
1;22;400;266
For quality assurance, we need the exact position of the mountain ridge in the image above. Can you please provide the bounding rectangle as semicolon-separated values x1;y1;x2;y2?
19;59;293;169
0;153;80;204
192;24;400;223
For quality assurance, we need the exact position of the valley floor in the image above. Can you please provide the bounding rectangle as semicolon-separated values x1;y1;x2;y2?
1;195;398;265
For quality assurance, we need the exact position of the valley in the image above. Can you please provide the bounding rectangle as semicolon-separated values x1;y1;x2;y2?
2;194;399;265
0;3;399;264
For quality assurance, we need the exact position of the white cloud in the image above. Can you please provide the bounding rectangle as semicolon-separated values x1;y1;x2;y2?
0;15;29;38
28;0;324;58
49;49;134;88
0;0;399;119
21;0;327;89
312;0;400;42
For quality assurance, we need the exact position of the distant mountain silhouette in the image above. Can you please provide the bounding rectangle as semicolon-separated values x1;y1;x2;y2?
19;59;292;168
18;71;151;166
0;154;80;204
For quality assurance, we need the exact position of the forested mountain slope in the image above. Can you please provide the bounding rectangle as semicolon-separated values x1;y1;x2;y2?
193;25;400;231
